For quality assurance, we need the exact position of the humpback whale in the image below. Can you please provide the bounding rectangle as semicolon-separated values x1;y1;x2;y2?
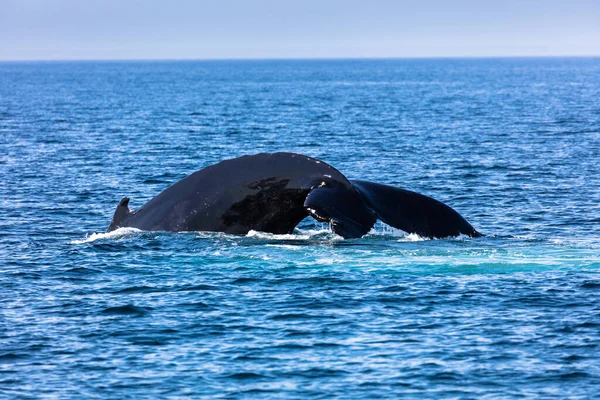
107;152;481;239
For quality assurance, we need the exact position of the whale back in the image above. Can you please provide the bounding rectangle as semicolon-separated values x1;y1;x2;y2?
108;152;354;234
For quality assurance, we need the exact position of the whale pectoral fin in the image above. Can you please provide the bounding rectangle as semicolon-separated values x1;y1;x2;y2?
304;184;376;239
107;197;134;232
351;180;482;239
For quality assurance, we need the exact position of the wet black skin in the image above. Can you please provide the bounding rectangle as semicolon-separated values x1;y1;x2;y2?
107;152;481;239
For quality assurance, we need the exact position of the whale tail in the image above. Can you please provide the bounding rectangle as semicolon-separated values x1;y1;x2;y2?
351;180;482;239
302;179;482;239
107;197;134;232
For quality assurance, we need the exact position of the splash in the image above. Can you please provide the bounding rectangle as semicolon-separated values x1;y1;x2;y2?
70;227;142;244
365;222;429;241
400;233;428;242
246;228;338;241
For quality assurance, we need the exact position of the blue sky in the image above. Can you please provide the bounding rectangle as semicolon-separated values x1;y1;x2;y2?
1;0;599;60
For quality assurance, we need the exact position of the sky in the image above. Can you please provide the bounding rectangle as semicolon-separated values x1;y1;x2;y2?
1;0;599;60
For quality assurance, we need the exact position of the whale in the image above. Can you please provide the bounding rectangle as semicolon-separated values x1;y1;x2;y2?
107;152;482;239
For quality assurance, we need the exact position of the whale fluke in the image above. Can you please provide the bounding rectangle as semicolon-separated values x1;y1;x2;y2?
351;180;482;238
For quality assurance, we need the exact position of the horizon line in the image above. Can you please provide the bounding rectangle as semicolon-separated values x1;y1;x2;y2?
1;55;600;63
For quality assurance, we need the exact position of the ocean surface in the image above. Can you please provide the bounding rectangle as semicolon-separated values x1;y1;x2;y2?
1;58;600;398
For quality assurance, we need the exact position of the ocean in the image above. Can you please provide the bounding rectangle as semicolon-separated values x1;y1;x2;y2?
1;58;599;398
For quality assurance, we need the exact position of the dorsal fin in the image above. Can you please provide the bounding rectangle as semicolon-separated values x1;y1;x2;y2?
107;197;133;232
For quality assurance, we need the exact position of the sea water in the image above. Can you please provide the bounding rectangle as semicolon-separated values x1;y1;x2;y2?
1;58;599;398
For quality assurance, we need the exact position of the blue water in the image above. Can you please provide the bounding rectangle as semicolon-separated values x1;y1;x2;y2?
1;58;600;398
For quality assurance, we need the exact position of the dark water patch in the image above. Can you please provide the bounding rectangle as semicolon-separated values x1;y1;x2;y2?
272;276;361;285
231;277;263;284
581;281;600;289
0;353;30;363
234;354;276;362
500;295;564;308
556;371;593;380
277;101;301;107
178;301;211;309
312;342;342;348
7;271;43;279
295;367;351;378
575;321;600;329
284;329;316;338
127;337;170;346
142;178;170;184
233;388;281;395
381;284;408;292
101;304;151;316
225;372;269;380
562;354;588;362
270;313;336;321
110;285;166;294
64;266;102;274
426;372;465;383
374;295;419;304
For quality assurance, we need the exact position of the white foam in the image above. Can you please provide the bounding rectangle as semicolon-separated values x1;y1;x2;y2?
246;230;306;240
246;229;321;240
364;224;429;241
246;227;343;241
399;233;428;242
70;227;142;244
